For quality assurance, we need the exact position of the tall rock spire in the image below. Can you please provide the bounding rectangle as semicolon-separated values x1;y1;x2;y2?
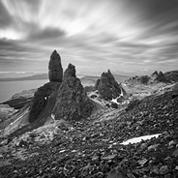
29;50;63;123
48;50;63;82
52;64;94;121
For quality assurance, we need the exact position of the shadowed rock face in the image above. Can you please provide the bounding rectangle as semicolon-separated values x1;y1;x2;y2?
48;50;63;82
29;50;63;123
157;71;168;82
29;52;93;123
63;63;76;79
151;71;169;83
151;71;159;77
53;64;94;121
95;70;126;100
29;82;60;123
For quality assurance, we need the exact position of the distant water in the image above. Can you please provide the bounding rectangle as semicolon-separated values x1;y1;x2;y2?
0;79;47;103
0;79;94;103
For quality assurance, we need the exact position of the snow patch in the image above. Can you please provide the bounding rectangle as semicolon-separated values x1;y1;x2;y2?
111;87;125;104
112;97;119;104
120;88;124;97
120;134;161;145
51;114;55;120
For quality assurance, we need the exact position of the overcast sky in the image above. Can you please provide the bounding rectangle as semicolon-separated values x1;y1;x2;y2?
0;0;178;77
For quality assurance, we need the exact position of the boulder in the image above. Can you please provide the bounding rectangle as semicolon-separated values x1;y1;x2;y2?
95;70;126;100
48;50;63;82
53;64;94;121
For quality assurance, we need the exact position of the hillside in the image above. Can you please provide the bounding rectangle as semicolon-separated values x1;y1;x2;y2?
0;83;177;177
0;51;177;178
164;70;178;82
126;70;178;85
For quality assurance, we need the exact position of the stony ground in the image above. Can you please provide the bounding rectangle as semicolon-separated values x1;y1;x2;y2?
0;84;178;178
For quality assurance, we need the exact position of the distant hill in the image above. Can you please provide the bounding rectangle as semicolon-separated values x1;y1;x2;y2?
2;71;177;84
0;73;129;85
126;70;178;85
0;73;48;81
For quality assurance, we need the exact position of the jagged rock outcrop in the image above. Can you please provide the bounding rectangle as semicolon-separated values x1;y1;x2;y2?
157;71;168;82
151;71;159;78
95;70;126;100
29;82;60;123
48;50;63;82
94;78;100;90
29;50;63;123
52;64;94;121
151;71;169;83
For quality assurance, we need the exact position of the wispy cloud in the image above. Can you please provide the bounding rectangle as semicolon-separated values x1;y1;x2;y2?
0;0;178;75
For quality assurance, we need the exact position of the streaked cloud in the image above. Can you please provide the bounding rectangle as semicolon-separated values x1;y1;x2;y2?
0;0;178;76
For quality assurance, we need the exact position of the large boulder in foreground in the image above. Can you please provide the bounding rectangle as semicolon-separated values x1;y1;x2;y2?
95;70;126;100
48;50;63;82
53;64;94;121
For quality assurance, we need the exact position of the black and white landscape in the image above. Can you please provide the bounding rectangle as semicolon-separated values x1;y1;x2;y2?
0;0;178;178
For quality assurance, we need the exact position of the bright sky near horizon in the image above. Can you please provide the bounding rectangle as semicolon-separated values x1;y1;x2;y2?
0;0;178;77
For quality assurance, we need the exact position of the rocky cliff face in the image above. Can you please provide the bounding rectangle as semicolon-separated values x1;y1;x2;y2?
95;70;126;100
29;50;63;123
48;50;63;82
29;82;60;123
52;64;94;121
1;83;178;178
29;56;93;123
